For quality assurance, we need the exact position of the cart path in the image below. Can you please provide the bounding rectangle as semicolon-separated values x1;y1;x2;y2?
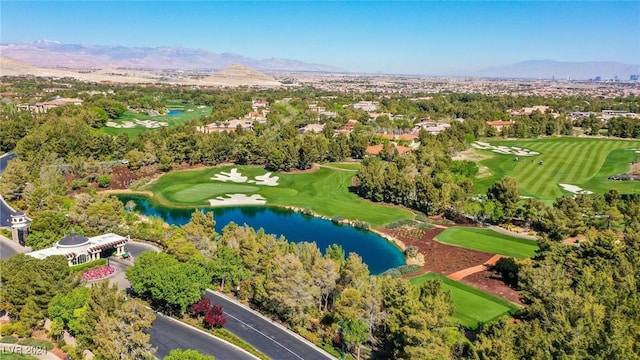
447;254;505;281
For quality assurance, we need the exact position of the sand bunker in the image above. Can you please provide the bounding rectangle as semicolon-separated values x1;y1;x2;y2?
249;172;279;186
208;194;266;206
472;141;539;156
211;168;280;186
105;119;168;129
559;184;593;194
211;168;248;183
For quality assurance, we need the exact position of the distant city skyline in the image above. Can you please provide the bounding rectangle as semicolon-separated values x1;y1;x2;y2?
1;1;639;75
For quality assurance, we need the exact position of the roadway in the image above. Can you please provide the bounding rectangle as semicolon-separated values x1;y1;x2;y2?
205;291;335;360
150;314;257;360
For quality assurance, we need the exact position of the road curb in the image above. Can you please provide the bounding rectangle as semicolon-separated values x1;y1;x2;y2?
155;313;261;360
207;290;336;359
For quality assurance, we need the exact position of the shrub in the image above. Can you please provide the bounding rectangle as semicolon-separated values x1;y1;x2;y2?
296;327;320;344
97;175;110;188
492;257;520;287
331;215;343;224
380;268;401;278
0;322;28;337
386;219;415;229
396;264;422;275
70;179;88;190
404;246;419;258
353;221;370;230
203;305;227;328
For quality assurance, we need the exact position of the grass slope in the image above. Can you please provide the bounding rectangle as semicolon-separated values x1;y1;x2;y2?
435;227;538;259
101;103;211;137
409;272;519;329
474;137;640;201
145;165;413;227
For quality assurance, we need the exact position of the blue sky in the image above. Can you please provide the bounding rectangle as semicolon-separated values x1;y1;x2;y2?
1;1;639;75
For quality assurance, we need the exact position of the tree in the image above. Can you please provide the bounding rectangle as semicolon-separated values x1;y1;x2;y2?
487;176;520;223
126;252;209;314
203;305;227;328
209;245;250;290
165;349;215;360
93;298;156;360
342;318;369;360
183;210;217;258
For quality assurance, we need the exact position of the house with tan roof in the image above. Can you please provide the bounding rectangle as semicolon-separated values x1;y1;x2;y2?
486;120;514;132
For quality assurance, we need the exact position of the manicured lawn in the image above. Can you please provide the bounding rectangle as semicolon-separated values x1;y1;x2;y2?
101;103;211;137
435;227;538;258
409;272;520;329
322;162;362;171
474;137;640;201
144;165;414;227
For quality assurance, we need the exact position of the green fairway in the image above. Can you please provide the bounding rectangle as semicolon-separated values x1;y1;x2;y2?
409;272;520;329
435;227;538;258
474;137;640;201
101;103;211;137
145;165;414;227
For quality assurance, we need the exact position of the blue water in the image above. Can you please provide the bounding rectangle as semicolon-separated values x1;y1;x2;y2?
167;110;184;116
117;195;405;274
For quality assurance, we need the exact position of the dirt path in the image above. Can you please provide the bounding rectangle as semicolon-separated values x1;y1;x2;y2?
447;254;504;281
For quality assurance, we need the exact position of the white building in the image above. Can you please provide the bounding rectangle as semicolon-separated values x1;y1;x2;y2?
27;231;129;266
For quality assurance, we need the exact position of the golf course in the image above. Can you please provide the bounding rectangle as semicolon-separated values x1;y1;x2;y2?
473;137;640;201
435;227;539;259
409;272;520;329
102;102;212;137
143;164;414;228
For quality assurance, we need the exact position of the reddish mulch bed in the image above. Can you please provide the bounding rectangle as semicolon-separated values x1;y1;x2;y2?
380;227;494;275
461;270;524;306
109;165;157;190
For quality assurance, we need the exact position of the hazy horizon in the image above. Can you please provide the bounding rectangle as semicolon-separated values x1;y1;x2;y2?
2;1;639;75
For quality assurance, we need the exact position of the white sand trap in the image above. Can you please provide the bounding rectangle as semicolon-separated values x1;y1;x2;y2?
120;121;136;128
252;172;279;186
211;168;248;183
559;184;593;194
105;121;120;128
208;194;266;206
474;141;539;157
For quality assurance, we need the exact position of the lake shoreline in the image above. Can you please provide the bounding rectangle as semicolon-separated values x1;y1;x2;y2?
108;191;411;270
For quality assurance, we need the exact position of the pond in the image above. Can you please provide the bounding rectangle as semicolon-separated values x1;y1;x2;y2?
118;195;405;274
167;110;184;116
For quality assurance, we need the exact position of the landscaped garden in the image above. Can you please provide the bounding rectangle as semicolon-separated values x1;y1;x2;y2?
101;102;211;137
409;272;520;329
142;165;414;227
435;227;539;259
473;137;640;201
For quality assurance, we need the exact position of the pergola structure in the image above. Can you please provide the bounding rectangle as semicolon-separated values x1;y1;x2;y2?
27;231;129;266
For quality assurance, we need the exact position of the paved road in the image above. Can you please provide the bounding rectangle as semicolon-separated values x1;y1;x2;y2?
0;152;16;172
206;291;335;360
150;314;258;360
0;235;29;260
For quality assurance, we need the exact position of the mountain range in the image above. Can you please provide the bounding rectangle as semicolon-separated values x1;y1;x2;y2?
1;41;638;79
0;40;345;73
475;60;640;80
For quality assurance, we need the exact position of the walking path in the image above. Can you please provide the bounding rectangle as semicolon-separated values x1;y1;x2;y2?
447;254;504;281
